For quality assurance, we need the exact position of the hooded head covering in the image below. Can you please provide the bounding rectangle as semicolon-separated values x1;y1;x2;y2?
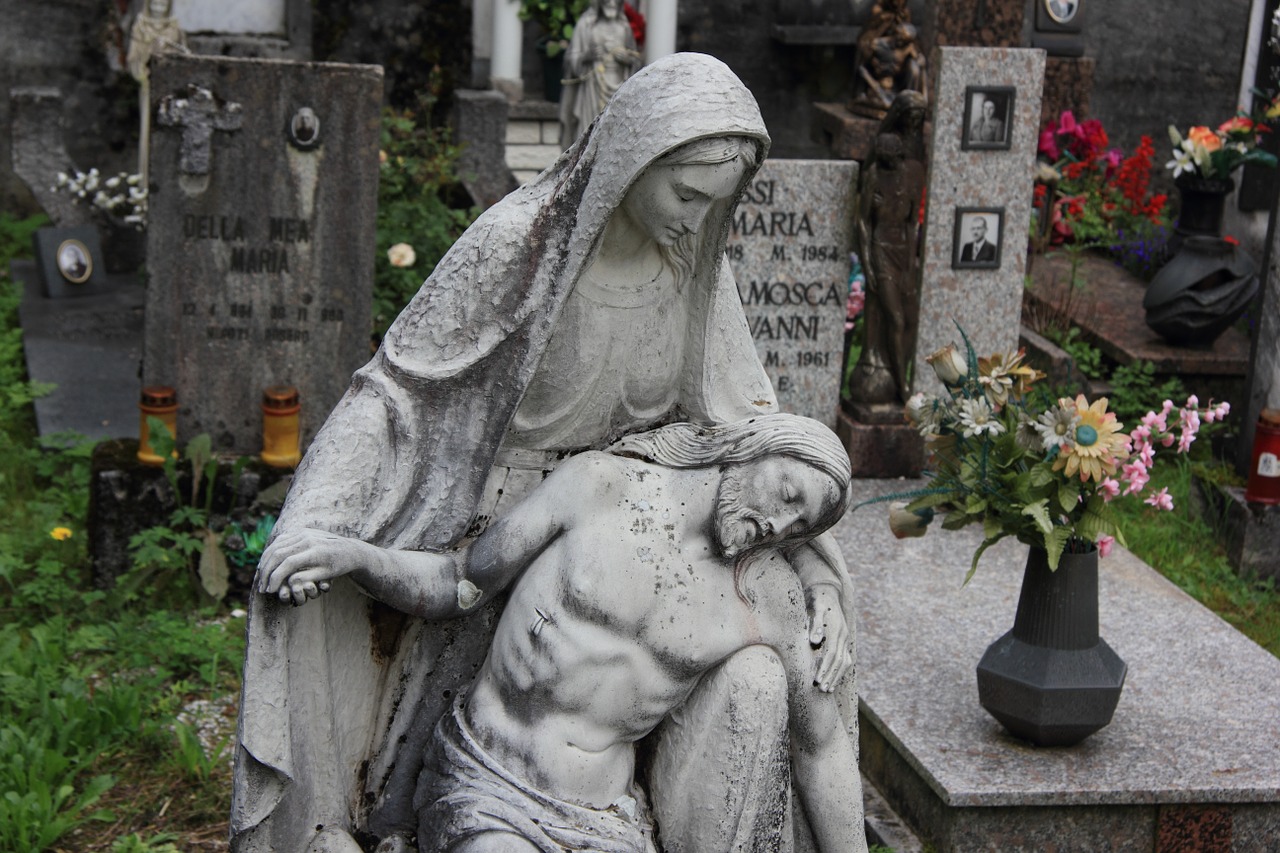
233;54;778;850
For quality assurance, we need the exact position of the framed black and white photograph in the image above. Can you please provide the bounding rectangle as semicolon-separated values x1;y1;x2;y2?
952;207;1004;270
56;238;92;284
32;225;109;298
961;87;1015;151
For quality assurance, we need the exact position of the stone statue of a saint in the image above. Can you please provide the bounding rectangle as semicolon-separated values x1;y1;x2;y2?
126;0;187;188
259;415;864;852
559;0;642;146
231;53;863;853
848;0;927;120
846;91;927;421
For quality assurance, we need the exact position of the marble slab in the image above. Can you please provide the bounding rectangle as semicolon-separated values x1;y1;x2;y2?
727;159;856;429
833;478;1280;849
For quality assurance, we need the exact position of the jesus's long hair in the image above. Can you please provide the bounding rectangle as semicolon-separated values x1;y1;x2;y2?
607;414;853;600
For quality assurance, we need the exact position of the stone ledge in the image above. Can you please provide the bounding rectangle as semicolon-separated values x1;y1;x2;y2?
835;479;1280;849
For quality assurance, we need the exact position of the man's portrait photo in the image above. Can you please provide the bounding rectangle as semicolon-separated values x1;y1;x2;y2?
953;208;1003;270
56;238;92;284
962;86;1014;150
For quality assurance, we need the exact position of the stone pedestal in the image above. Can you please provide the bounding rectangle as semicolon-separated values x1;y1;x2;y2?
1196;481;1280;582
836;407;924;478
811;102;880;161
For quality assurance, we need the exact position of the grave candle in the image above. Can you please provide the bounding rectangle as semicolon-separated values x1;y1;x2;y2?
1244;408;1280;505
261;386;301;468
137;386;178;466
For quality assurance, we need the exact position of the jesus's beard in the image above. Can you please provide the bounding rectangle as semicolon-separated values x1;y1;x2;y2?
713;467;770;560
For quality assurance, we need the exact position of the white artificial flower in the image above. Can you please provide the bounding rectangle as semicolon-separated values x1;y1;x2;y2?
387;242;416;268
957;397;1004;438
1035;405;1079;450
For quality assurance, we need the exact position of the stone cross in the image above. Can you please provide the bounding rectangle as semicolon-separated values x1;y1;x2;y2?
156;84;243;176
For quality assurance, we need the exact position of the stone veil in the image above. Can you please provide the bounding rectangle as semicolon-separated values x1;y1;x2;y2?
231;52;860;851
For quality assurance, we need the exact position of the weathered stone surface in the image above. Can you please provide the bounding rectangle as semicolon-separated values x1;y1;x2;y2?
925;0;1025;48
1041;55;1094;127
143;53;380;454
728;159;856;428
915;47;1043;397
9;88;93;227
452;88;517;209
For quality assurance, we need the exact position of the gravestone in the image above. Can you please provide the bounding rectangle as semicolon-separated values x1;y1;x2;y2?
914;47;1044;397
143;53;381;454
727;159;856;429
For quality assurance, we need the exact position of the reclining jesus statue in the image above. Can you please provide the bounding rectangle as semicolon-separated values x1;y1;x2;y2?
258;414;866;853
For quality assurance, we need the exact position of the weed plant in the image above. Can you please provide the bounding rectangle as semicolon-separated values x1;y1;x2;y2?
0;215;244;850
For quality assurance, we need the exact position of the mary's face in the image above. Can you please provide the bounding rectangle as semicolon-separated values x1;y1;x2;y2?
618;159;749;248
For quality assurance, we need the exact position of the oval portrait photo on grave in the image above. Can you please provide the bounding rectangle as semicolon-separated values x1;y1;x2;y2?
1045;0;1079;24
56;238;92;284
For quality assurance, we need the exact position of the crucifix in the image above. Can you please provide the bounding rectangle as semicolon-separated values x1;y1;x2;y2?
157;85;244;180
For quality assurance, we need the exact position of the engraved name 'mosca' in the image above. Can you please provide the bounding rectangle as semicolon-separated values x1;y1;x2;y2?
727;177;847;395
181;214;341;344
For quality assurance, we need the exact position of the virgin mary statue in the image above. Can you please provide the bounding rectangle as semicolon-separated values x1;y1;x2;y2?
232;53;862;852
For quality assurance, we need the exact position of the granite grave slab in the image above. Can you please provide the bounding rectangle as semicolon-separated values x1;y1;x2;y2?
915;47;1044;397
727;158;856;429
834;478;1280;851
143;53;381;454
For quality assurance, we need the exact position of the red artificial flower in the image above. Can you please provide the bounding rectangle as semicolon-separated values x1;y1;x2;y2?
623;2;645;47
1039;127;1060;161
1218;116;1255;136
1224;234;1240;245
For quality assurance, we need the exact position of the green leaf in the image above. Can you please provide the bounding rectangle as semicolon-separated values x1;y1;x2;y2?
903;490;954;512
964;534;1008;585
1044;525;1073;570
964;493;988;514
1029;464;1055;487
198;529;229;601
1057;478;1081;514
941;510;974;531
1021;498;1053;535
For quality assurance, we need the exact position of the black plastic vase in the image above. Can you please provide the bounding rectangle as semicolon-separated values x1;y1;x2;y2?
976;545;1127;747
1143;176;1258;346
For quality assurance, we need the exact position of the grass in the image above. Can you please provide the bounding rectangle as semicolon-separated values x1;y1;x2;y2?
1;215;244;850
1110;453;1280;656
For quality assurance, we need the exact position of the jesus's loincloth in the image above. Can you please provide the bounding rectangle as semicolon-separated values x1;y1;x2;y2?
413;695;656;853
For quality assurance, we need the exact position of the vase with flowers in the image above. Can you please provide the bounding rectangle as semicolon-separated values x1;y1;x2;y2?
870;329;1230;745
1145;111;1278;345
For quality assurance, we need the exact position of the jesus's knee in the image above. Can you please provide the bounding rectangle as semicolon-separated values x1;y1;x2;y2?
712;644;788;727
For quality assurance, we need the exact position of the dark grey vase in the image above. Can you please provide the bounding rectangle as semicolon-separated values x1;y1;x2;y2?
976;545;1127;747
1143;177;1258;347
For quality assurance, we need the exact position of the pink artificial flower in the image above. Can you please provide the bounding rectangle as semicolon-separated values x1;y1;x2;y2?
1097;535;1115;558
1139;443;1156;466
1038;127;1060;161
1161;433;1176;447
1131;424;1151;444
1145;487;1174;511
1141;410;1168;434
1186;394;1199;408
1103;148;1123;175
1100;477;1121;501
1059;110;1080;136
1122;460;1150;496
1215;401;1231;419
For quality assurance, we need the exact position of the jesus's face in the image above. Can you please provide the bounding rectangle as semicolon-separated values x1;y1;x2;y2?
713;457;839;559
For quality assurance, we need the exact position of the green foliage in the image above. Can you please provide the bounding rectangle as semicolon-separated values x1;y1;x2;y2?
112;832;183;853
170;722;229;783
1045;326;1104;379
1106;360;1188;425
374;76;478;336
520;0;591;51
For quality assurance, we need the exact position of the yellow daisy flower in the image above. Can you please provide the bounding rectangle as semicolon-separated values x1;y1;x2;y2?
50;526;73;541
1053;395;1127;482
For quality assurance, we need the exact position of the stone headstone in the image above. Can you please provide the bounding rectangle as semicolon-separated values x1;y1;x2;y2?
727;159;856;429
914;47;1044;397
143;53;381;454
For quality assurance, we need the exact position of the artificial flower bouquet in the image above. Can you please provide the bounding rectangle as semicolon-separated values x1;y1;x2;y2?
879;332;1229;580
1034;111;1169;251
1166;110;1278;181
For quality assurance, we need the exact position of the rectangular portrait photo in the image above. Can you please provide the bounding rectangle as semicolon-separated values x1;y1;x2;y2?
952;207;1004;270
961;86;1015;151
